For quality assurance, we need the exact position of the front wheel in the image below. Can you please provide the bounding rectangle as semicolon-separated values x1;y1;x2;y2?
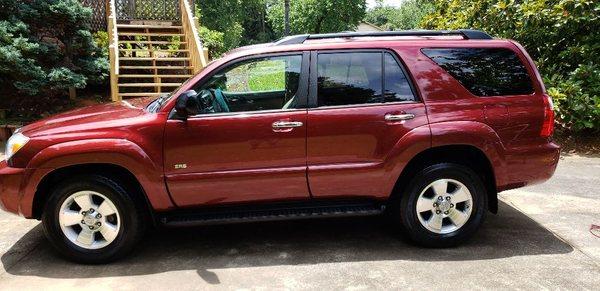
397;163;487;247
42;175;145;263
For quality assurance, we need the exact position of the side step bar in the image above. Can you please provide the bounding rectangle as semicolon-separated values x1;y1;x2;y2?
159;200;386;227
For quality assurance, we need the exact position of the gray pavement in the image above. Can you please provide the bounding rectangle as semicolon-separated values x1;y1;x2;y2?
0;153;598;290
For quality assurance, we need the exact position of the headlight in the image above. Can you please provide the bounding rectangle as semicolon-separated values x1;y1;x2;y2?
5;132;29;160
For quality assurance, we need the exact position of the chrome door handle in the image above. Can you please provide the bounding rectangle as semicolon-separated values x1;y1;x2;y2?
272;121;304;129
385;113;415;121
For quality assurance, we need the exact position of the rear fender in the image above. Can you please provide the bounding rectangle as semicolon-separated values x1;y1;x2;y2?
429;121;506;186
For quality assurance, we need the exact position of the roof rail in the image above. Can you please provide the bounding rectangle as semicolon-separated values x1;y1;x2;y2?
274;29;493;46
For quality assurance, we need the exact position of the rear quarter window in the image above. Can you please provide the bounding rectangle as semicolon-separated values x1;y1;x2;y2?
421;48;534;96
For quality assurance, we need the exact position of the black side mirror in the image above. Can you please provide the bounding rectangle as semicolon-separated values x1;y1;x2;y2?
175;90;199;119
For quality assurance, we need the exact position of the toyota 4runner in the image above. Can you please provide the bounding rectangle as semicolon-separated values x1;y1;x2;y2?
0;30;560;263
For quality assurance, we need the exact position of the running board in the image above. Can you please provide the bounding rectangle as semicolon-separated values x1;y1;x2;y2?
159;200;386;227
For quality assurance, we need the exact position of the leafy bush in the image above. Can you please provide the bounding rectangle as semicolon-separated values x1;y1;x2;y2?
422;0;600;133
546;64;600;132
0;0;107;119
93;31;109;57
198;26;225;58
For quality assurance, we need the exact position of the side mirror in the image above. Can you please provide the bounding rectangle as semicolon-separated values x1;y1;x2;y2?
175;90;199;119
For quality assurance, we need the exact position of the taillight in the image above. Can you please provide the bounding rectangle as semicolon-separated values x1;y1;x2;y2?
541;94;555;138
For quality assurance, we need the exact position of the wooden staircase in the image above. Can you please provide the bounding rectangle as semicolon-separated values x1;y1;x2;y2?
107;0;208;101
116;23;192;98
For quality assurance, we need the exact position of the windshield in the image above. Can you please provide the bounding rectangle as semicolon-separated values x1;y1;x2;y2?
145;59;220;113
145;77;195;113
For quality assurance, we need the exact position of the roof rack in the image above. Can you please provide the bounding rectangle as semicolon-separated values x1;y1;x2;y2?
274;29;493;46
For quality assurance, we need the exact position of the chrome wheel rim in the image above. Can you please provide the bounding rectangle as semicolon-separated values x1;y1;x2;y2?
416;179;473;234
59;191;121;250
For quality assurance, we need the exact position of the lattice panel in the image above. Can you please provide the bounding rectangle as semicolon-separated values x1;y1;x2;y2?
81;0;107;32
116;0;181;21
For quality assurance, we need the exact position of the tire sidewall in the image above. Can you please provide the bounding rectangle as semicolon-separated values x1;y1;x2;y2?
400;163;487;246
42;175;141;263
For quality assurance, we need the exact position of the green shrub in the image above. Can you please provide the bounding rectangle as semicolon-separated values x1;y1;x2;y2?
198;26;225;58
0;0;108;119
547;64;600;132
92;31;109;57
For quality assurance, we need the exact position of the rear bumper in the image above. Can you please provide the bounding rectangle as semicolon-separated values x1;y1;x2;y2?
0;160;26;215
498;141;560;191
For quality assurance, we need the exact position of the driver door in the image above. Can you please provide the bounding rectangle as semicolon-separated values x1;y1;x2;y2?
163;52;310;208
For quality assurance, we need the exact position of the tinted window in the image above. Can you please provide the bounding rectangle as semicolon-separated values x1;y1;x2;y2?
317;52;415;107
196;55;302;113
318;52;382;106
422;48;534;96
384;53;415;102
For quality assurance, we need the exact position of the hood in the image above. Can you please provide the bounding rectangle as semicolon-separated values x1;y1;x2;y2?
19;98;153;137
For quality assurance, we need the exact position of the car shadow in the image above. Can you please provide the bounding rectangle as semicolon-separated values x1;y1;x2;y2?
1;201;573;284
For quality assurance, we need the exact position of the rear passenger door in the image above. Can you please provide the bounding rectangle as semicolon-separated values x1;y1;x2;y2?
306;50;428;199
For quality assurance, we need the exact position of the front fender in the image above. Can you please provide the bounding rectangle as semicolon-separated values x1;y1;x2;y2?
18;139;174;218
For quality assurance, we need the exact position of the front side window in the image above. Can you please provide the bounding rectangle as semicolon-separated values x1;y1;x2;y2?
317;51;415;107
421;48;534;96
194;54;302;113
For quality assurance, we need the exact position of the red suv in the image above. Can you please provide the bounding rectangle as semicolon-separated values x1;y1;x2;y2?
0;30;560;263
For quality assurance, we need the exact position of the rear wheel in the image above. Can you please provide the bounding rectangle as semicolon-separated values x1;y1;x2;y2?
42;175;145;263
397;163;487;247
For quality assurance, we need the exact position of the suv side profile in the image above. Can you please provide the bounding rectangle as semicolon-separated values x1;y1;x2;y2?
0;30;560;263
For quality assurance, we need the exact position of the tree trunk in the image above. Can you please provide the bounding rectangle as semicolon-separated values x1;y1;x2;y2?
284;0;290;36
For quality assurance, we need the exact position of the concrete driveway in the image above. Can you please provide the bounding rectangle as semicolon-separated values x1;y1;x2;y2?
0;153;598;290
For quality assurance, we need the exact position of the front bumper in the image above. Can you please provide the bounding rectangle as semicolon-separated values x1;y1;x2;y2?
0;160;26;215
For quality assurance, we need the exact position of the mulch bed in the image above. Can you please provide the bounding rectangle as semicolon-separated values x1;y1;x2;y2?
553;130;600;157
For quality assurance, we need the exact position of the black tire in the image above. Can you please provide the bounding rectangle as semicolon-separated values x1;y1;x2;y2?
397;163;487;247
42;175;146;264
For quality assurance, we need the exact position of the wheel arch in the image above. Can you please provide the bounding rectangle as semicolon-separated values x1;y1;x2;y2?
32;163;156;223
21;138;174;219
391;144;498;213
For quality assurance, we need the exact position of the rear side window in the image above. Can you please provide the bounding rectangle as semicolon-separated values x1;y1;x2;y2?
422;48;534;96
384;53;414;102
317;51;415;107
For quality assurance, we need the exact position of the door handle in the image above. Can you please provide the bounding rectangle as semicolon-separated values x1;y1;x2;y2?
272;121;304;129
384;113;415;121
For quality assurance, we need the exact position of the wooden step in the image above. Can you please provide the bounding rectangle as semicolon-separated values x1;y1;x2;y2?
120;65;192;70
117;24;183;29
119;40;183;45
120;48;189;52
119;33;185;37
119;74;192;78
120;57;190;61
118;83;182;87
120;92;165;97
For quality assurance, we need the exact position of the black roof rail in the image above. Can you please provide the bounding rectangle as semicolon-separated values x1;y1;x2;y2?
274;29;493;46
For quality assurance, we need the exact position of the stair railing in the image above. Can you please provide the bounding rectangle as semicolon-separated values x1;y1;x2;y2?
179;0;208;74
107;0;120;101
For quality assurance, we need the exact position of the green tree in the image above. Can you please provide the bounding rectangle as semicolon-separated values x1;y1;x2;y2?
365;0;434;30
266;0;367;37
422;0;600;133
197;0;273;56
0;0;107;119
